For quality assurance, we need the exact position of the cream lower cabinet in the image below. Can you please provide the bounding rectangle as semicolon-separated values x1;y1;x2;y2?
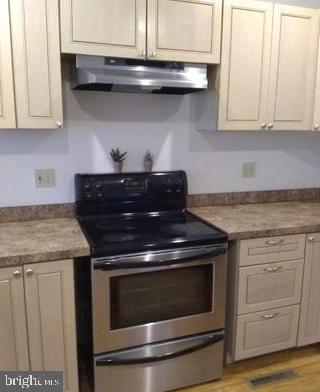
226;234;306;362
0;266;29;371
218;0;319;131
298;234;320;346
0;260;78;392
60;0;222;64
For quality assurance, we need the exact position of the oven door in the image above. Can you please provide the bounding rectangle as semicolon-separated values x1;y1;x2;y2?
92;244;227;353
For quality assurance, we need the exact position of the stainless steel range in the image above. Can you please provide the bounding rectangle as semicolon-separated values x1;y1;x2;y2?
75;171;228;392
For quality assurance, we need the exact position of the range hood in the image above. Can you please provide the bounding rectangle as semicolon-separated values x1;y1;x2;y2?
72;55;208;95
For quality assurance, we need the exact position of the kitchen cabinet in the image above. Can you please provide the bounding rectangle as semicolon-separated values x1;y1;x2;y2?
0;266;29;371
235;305;300;361
9;0;63;129
218;0;273;130
0;0;16;128
147;0;222;63
60;0;222;64
0;260;78;392
226;234;305;362
218;0;319;131
298;234;320;346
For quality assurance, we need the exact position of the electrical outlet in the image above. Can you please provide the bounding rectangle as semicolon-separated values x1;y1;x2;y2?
35;169;56;188
242;162;256;178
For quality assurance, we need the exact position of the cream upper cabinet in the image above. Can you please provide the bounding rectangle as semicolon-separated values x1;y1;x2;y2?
24;260;79;392
312;11;320;131
267;5;319;131
60;0;147;59
0;267;29;371
9;0;63;129
218;0;273;130
0;0;16;128
60;0;221;64
298;234;320;347
147;0;222;63
218;1;319;131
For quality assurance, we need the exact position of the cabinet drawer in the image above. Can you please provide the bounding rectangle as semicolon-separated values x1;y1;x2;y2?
239;234;305;266
238;259;304;314
235;305;299;361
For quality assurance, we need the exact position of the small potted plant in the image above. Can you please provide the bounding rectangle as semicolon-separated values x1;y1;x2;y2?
144;150;154;172
109;147;127;173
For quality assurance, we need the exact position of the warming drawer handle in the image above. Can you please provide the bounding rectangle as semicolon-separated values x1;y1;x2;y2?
94;244;226;270
96;331;224;366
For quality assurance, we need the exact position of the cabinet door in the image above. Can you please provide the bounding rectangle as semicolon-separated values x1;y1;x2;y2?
0;0;16;128
298;234;320;346
0;267;29;370
60;0;147;59
147;0;222;63
235;305;299;361
238;259;304;315
267;5;319;131
312;11;320;132
24;260;78;392
9;0;63;129
218;0;273;130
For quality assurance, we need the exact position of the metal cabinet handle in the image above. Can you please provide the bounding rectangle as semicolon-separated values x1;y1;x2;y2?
140;49;146;57
56;121;63;128
262;312;279;320
150;50;157;57
265;239;284;246
267;123;274;129
261;123;267;129
309;236;315;242
264;266;282;273
25;269;33;277
13;270;21;278
314;124;319;130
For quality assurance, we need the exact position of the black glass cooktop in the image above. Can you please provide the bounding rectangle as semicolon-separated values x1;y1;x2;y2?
78;210;227;257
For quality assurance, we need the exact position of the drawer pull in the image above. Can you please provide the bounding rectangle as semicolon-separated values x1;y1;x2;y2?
262;312;279;320
264;266;283;273
265;239;285;246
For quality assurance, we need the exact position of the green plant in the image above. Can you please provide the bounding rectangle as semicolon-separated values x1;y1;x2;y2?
144;150;153;161
109;147;127;162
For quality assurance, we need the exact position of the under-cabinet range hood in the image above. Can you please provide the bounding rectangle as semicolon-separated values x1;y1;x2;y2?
72;55;208;95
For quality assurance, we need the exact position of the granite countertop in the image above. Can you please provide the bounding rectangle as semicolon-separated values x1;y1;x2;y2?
0;218;90;267
190;201;320;240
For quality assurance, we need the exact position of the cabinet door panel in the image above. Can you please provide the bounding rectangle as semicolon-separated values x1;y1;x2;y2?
238;259;303;314
61;0;147;59
147;0;222;63
0;0;16;128
9;0;63;128
298;234;320;346
235;305;299;361
0;267;29;370
267;5;319;130
24;260;78;392
218;0;272;130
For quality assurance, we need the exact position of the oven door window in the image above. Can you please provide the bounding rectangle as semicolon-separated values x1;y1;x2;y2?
110;264;213;330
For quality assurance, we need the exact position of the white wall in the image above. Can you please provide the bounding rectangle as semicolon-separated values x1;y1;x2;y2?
1;67;320;207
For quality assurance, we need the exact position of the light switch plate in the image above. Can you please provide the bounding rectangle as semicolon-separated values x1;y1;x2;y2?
35;169;56;188
242;162;256;178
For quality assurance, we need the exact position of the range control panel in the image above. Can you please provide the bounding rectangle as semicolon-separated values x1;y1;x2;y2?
75;171;187;213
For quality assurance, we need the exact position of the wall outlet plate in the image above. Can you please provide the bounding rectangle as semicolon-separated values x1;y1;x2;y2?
242;162;256;178
35;169;56;188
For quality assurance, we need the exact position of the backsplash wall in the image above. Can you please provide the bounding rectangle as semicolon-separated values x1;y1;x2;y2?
1;59;320;207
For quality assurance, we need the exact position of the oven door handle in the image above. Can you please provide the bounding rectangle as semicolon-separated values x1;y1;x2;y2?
95;330;224;366
94;244;226;270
